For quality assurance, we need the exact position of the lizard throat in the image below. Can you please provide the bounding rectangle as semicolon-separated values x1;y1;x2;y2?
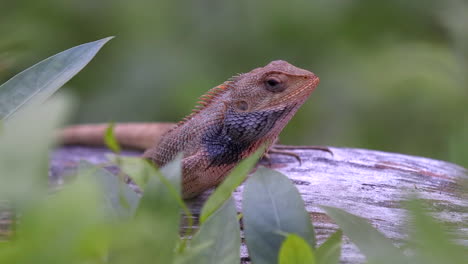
202;105;295;166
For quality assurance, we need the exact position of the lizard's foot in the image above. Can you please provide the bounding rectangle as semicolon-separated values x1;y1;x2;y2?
263;149;303;166
273;145;334;156
267;148;303;165
262;152;273;167
266;145;333;165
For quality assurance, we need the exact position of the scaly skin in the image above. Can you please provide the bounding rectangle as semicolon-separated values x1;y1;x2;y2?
60;60;320;198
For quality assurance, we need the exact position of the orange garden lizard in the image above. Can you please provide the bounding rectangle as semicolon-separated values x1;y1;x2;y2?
60;60;327;198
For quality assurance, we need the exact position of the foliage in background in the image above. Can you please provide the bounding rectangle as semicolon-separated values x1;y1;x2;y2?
1;0;467;164
0;32;467;264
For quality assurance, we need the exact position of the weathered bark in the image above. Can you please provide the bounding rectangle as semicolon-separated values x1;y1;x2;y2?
9;146;468;263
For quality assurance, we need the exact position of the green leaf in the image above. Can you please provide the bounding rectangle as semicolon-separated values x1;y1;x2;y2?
104;122;121;153
108;155;154;189
110;155;183;264
0;169;111;264
158;153;183;195
279;234;315;264
316;230;342;264
0;37;112;121
243;168;315;264
77;161;140;219
186;197;240;264
405;199;468;264
200;148;263;224
0;94;71;209
173;242;214;264
321;206;407;264
158;154;196;252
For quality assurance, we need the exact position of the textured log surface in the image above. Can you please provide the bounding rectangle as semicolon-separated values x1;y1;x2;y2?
42;146;468;262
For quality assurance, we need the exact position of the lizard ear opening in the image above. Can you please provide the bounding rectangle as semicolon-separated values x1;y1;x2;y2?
235;100;249;111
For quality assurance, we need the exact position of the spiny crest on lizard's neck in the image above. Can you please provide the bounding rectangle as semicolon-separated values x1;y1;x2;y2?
176;60;319;126
176;81;232;126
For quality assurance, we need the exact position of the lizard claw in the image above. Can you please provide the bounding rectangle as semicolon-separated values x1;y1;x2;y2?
272;144;334;157
266;144;333;165
267;148;303;165
262;152;273;167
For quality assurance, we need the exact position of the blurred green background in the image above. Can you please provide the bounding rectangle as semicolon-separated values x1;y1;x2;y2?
1;0;467;166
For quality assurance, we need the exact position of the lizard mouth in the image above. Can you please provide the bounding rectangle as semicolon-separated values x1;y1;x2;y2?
272;75;319;107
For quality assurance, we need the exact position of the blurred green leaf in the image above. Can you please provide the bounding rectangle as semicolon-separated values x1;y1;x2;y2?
0;171;111;264
0;94;71;209
405;199;468;264
104;122;121;153
316;230;342;264
174;242;214;264
158;153;183;195
108;155;154;189
200;148;263;224
186;197;240;264
77;161;140;220
0;37;112;121
110;155;182;264
157;154;197;253
278;234;315;264
243;167;315;264
321;206;407;264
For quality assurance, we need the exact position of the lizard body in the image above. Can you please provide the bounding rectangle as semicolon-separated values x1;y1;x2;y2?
60;60;320;198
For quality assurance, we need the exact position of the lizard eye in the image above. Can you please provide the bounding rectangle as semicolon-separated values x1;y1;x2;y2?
264;76;286;93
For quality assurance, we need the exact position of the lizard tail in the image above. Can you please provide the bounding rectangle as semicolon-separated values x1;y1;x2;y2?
58;122;176;150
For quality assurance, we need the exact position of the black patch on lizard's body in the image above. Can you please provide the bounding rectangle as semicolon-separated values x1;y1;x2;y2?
202;106;294;166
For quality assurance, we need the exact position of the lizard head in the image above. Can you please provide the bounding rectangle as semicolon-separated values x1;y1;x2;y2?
164;60;320;172
178;60;319;126
197;60;320;166
228;60;319;112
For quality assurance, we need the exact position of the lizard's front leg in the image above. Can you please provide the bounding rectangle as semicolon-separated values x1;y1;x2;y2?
180;153;233;199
